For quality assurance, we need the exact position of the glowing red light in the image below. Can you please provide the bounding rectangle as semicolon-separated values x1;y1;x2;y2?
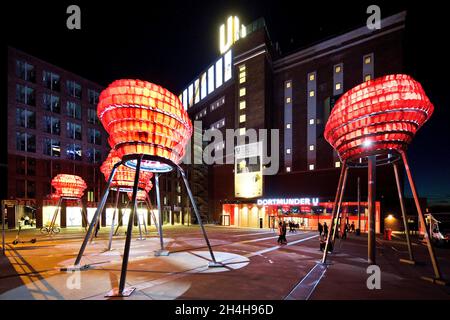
51;174;87;199
126;182;153;202
100;149;153;191
325;74;434;162
97;79;192;171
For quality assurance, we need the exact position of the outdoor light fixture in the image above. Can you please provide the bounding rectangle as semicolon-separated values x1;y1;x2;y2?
322;74;445;284
71;79;221;298
44;174;88;235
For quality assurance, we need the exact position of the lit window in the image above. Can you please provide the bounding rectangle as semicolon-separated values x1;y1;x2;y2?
309;90;315;97
286;81;291;88
239;128;246;135
239;76;246;84
239;114;246;123
335;161;341;168
335;83;341;91
239;88;246;97
224;50;233;82
309;145;315;151
335;65;342;73
215;57;223;88
286;167;291;172
286;97;291;104
309;164;315;171
239;65;246;72
286;123;291;129
286;148;291;154
364;55;372;64
309;73;315;81
194;79;200;104
309;118;315;125
208;66;215;94
365;74;372;82
239;101;246;110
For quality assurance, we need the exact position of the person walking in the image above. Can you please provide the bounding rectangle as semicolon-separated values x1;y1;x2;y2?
282;221;288;244
350;221;355;233
318;222;323;237
277;222;284;245
323;222;329;238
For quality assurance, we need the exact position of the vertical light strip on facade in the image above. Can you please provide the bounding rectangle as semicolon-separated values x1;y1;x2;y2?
307;72;317;170
284;80;293;172
237;64;246;139
332;63;343;167
363;53;374;81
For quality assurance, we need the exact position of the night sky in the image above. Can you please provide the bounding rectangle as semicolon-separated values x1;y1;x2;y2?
3;1;449;206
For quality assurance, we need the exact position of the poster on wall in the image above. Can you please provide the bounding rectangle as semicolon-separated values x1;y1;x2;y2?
234;141;263;198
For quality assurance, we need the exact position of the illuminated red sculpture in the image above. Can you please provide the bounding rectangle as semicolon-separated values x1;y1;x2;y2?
100;149;153;191
127;183;153;202
322;74;444;284
73;79;220;297
325;74;434;163
51;174;87;199
97;79;193;172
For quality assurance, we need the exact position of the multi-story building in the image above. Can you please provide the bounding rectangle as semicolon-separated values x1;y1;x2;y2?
178;12;407;230
5;47;109;229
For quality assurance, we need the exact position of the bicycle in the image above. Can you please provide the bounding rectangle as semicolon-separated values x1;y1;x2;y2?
40;224;61;235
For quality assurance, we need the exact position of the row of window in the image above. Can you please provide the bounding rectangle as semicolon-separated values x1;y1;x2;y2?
237;64;247;136
16;85;100;123
15;132;102;163
16;60;100;103
194;96;226;120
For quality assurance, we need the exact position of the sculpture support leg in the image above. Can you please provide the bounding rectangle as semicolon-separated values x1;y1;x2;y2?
176;165;220;266
117;156;142;296
72;163;119;268
322;159;347;263
401;151;442;280
393;162;415;263
146;194;160;236
357;177;361;234
368;155;376;265
49;197;62;234
154;173;166;255
135;201;144;240
107;190;120;251
331;167;349;243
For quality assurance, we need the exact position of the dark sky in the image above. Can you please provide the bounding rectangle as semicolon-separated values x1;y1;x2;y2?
3;1;450;205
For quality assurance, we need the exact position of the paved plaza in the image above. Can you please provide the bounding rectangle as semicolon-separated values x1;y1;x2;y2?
0;225;449;300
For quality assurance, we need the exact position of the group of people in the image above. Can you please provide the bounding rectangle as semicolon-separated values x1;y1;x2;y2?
277;221;288;245
317;221;356;251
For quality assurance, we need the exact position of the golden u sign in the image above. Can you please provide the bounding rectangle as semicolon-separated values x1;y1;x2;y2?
220;16;246;54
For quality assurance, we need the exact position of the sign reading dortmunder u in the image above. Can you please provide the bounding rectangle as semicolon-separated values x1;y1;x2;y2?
256;198;320;206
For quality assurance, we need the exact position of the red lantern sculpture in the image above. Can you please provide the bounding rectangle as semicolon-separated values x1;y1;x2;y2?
322;74;444;284
127;182;153;202
43;175;88;235
97;79;192;172
73;79;220;297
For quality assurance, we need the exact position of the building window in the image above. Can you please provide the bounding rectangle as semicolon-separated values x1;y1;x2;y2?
16;132;36;153
239;101;246;110
67;122;82;140
239;65;246;72
309;90;315;97
286;97;292;104
215;57;223;88
16;156;26;175
66;143;82;161
286;148;291;154
16;60;35;82
87;148;101;163
335;161;341;168
210;118;226;130
309;164;315;171
364;74;372;82
335;65;342;73
239;114;246;123
177;195;182;204
309;118;315;125
87;108;98;124
239;65;246;84
208;65;215;94
224;50;233;82
43;71;60;91
43;116;60;135
239;88;246;97
66;80;82;99
335;83;341;91
43;138;61;157
16;84;35;106
210;96;226;112
27;158;36;176
364;55;372;64
309;73;315;81
66;101;82;119
87;128;101;145
88;89;99;105
286;166;291;172
309;145;315;151
43;94;60;113
239;128;246;135
194;78;200;104
16;108;36;129
27;180;36;199
286;81;291;88
286;123;291;129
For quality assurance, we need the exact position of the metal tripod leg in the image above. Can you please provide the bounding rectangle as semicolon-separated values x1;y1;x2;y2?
107;190;121;251
322;159;347;264
114;202;128;236
79;199;89;232
393;162;415;264
146;194;160;236
135;201;144;241
401;151;444;283
176;164;221;267
67;163;120;270
154;173;168;256
112;156;142;297
48;197;62;235
367;155;376;265
140;202;148;234
331;167;349;243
